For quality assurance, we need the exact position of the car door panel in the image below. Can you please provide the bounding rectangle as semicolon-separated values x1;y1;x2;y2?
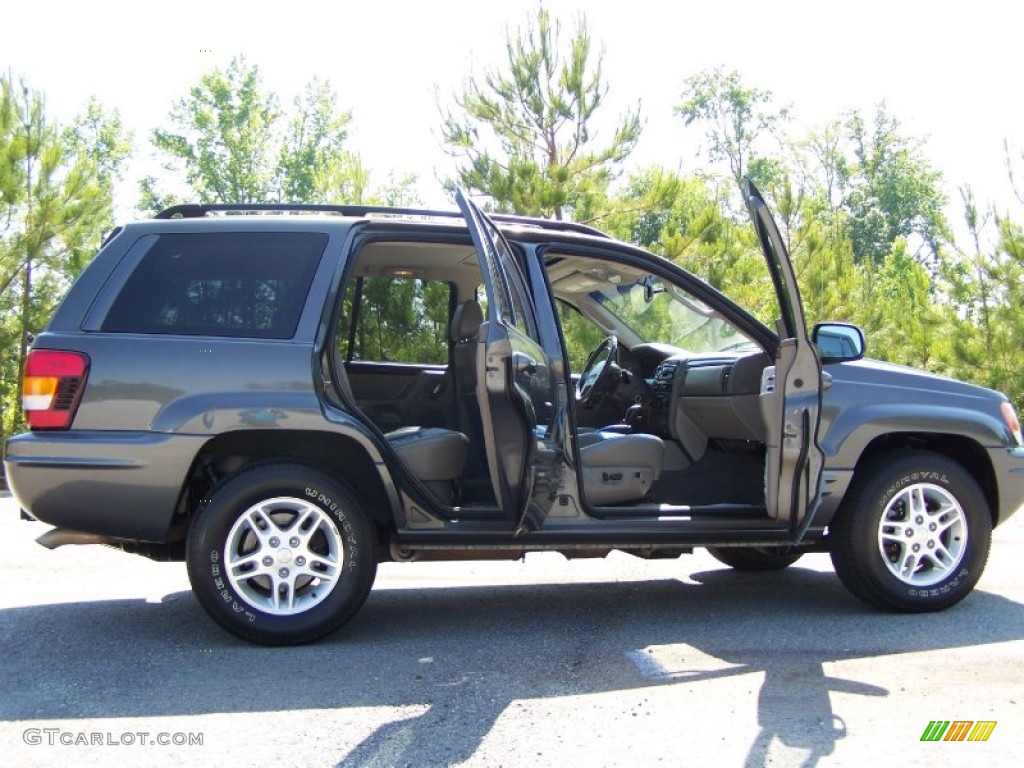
345;363;452;432
476;322;535;522
744;179;825;535
456;190;565;531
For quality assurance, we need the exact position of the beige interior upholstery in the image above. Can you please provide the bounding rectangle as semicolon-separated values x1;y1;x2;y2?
451;300;484;346
578;432;664;505
386;427;468;502
450;300;488;485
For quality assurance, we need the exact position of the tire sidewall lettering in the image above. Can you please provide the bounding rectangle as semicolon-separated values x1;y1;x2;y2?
304;486;359;567
905;566;970;598
876;471;950;516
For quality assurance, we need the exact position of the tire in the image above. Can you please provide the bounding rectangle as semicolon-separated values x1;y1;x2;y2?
829;451;991;612
707;546;803;571
186;463;378;645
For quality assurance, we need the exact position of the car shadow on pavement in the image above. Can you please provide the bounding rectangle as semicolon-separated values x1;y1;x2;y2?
1;566;1021;767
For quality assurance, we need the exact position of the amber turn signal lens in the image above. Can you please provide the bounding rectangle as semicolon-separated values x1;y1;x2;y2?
1001;402;1022;446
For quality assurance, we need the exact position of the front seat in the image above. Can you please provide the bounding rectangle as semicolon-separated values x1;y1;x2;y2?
577;431;664;505
450;300;491;498
450;299;484;442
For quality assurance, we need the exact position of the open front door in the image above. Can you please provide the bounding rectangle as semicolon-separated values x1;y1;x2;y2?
455;190;564;533
743;179;825;537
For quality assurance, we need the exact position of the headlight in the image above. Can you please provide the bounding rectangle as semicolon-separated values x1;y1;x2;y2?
1001;402;1023;446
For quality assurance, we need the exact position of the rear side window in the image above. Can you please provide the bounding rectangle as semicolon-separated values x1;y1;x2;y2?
338;276;452;364
100;232;327;338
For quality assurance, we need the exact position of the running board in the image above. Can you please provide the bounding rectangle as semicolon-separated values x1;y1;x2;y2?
397;517;813;549
592;502;768;520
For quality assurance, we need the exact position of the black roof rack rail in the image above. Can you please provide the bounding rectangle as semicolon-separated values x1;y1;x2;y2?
153;203;610;238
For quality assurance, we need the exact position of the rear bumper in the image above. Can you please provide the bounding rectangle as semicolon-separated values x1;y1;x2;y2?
993;445;1024;526
4;430;208;541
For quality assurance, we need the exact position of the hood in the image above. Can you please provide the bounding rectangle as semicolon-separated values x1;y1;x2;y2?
828;357;1005;404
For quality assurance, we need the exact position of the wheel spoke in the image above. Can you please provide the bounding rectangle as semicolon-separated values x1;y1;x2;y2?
934;509;962;534
932;542;955;569
898;551;921;579
245;507;279;545
293;505;325;544
229;551;268;577
919;555;949;577
908;487;927;518
302;557;339;582
267;575;283;611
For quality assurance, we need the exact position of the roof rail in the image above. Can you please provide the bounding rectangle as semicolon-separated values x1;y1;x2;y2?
153;203;610;238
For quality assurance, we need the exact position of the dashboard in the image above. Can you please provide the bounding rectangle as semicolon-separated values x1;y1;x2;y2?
635;345;771;446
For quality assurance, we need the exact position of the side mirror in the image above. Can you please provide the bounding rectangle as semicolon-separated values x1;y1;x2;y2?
812;322;865;363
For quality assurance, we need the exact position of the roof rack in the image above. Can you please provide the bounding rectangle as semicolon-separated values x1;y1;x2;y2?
154;203;610;238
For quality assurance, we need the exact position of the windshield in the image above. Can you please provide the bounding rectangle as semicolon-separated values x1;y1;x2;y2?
594;276;758;354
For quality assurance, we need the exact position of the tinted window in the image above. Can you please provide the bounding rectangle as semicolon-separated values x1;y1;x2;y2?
101;232;326;338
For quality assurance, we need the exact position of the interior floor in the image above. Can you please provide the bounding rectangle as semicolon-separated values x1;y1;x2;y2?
648;442;766;507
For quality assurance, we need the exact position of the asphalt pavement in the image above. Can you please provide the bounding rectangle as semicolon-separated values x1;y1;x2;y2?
1;493;1021;767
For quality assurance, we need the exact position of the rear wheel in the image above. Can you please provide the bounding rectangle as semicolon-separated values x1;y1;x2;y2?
707;546;803;571
186;463;378;645
830;451;991;612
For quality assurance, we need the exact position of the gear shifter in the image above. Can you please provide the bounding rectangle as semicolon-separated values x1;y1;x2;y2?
624;402;644;431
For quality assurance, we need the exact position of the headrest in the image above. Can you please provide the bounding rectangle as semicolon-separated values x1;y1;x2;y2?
451;300;484;342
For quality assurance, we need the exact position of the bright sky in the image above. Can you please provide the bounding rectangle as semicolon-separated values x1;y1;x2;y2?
5;0;1023;228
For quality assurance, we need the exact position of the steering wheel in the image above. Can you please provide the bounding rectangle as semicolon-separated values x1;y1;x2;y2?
576;335;621;407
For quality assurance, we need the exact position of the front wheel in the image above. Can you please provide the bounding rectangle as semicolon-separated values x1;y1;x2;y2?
830;451;991;612
186;463;378;645
706;546;803;571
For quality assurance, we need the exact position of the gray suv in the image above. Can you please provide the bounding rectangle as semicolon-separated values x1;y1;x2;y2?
6;182;1024;645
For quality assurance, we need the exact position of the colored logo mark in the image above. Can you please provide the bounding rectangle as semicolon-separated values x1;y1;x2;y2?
920;720;996;742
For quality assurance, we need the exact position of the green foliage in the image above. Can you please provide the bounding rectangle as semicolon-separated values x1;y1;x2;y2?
557;301;607;372
440;7;641;220
61;98;132;273
0;76;117;436
340;277;450;365
841;107;948;265
144;57;409;211
599;170;776;322
63;98;133;188
853;238;948;369
151;56;280;204
278;78;353;203
939;191;1024;409
676;68;789;193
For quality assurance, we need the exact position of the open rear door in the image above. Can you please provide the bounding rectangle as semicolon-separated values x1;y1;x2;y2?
455;190;564;532
744;179;825;538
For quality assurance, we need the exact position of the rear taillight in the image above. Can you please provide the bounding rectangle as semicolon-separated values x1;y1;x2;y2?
22;350;90;430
